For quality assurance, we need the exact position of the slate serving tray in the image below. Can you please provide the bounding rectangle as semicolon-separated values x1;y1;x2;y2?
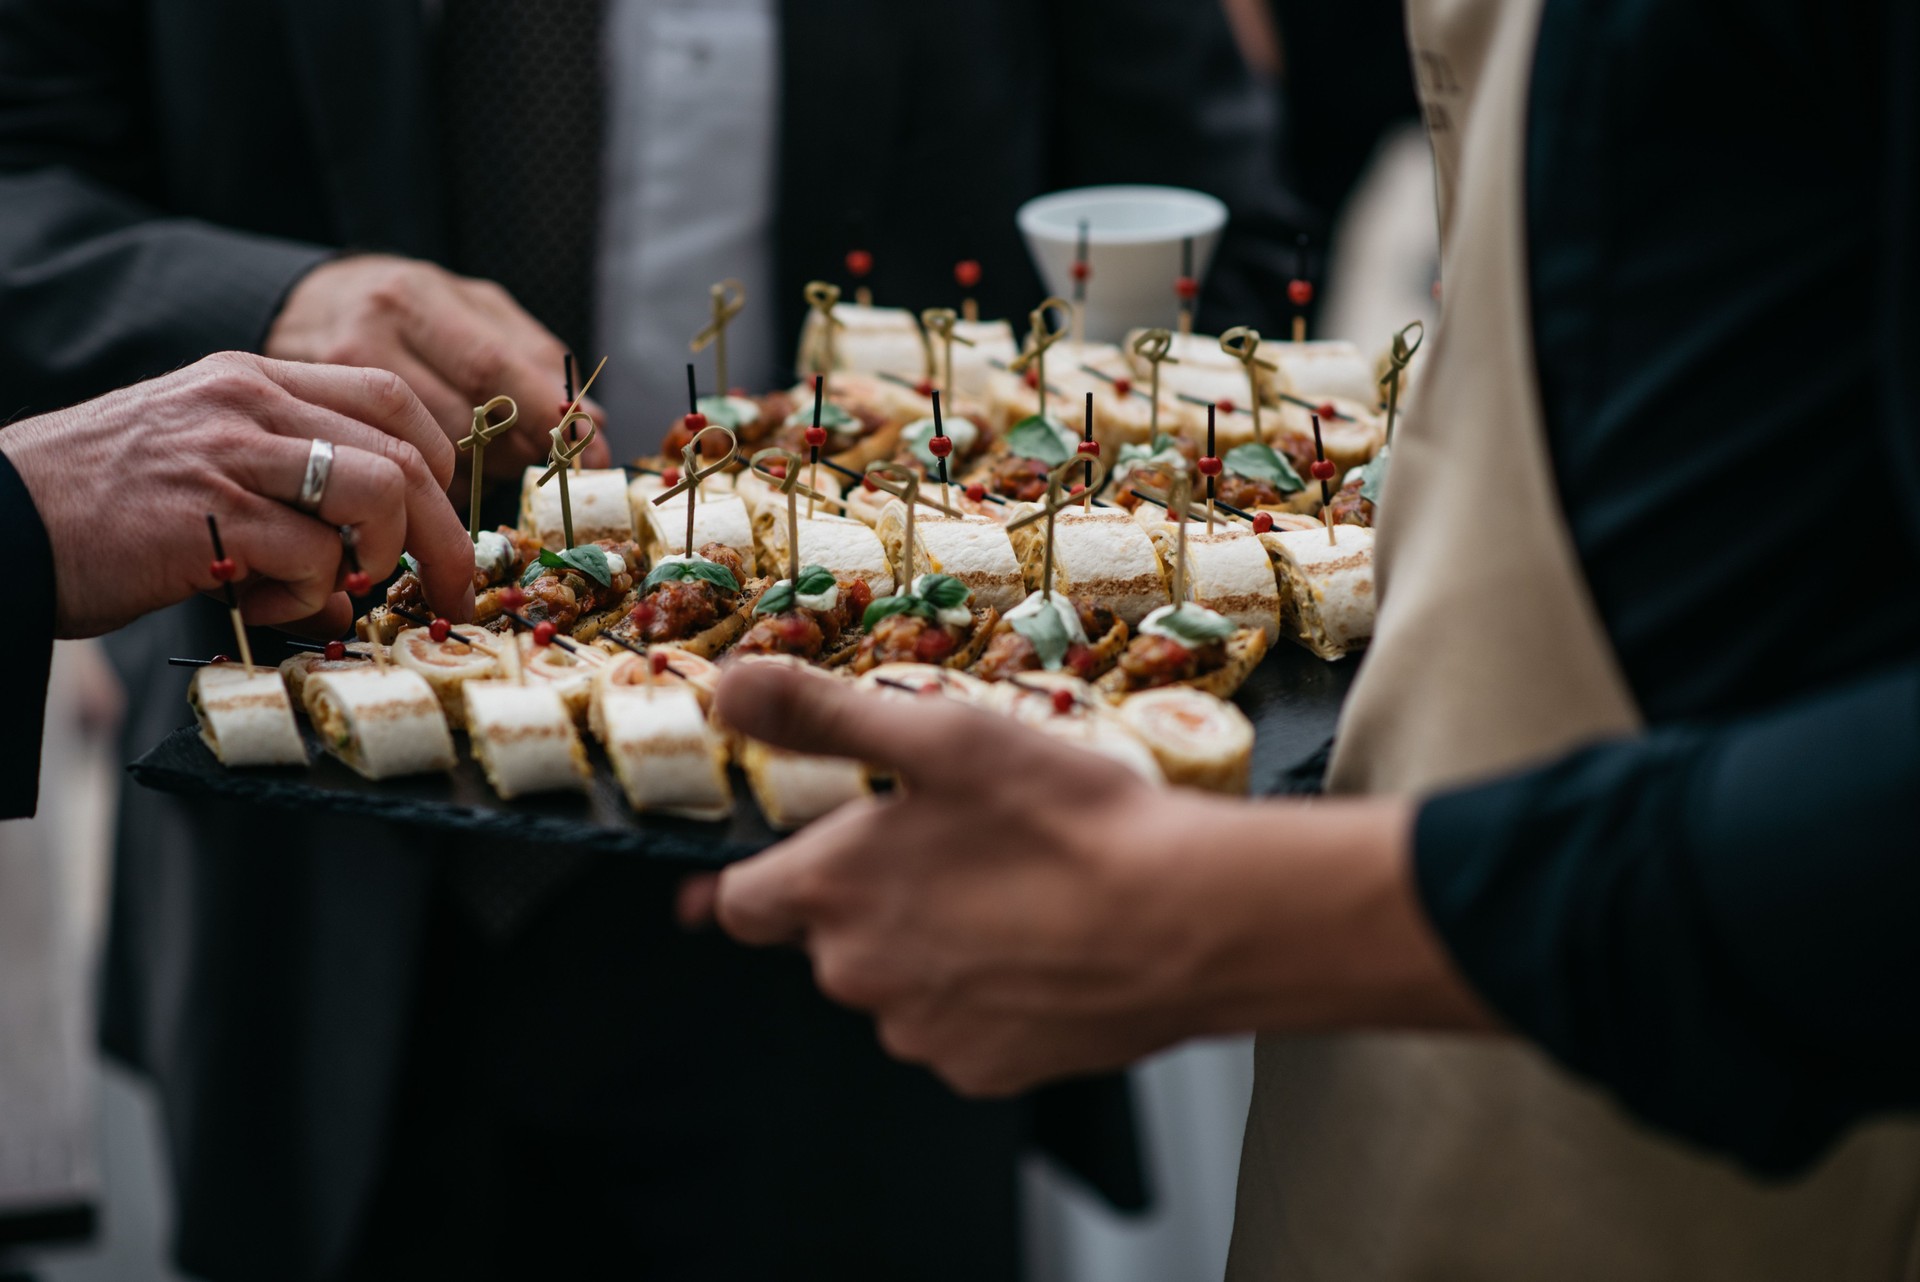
129;646;1356;868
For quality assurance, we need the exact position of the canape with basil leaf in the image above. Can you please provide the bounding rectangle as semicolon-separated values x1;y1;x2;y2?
850;573;999;672
1097;601;1270;699
732;564;874;663
601;542;753;657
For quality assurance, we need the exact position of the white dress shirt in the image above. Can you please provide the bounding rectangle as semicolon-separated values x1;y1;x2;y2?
593;0;782;456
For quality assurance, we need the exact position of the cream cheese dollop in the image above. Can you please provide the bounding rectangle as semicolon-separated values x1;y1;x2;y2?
473;530;516;582
795;581;840;612
1139;602;1230;643
911;574;974;627
1005;590;1088;644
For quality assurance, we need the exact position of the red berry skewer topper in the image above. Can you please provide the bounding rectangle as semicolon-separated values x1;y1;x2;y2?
324;640;348;662
846;249;874;308
954;260;983;323
204;512;256;672
690;278;747;399
1310;414;1339;546
804;374;827;518
1176;236;1199;336
930;389;955;516
1289;233;1314;343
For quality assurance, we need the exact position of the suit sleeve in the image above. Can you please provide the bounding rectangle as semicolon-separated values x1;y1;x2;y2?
0;449;55;819
0;0;330;416
1049;0;1314;335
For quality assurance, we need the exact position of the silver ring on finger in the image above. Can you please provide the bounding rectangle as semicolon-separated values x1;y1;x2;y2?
297;438;335;514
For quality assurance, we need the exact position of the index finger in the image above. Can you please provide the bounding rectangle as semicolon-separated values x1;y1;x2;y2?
714;660;997;789
716;794;888;947
246;356;457;488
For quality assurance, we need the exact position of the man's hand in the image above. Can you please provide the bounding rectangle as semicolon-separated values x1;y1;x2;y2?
0;353;477;640
711;662;1492;1096
266;255;611;477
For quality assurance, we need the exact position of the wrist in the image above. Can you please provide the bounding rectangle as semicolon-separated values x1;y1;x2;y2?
1141;796;1496;1039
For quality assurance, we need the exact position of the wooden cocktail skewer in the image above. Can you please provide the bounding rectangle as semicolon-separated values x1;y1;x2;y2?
551;355;607;474
846;249;874;308
921;308;975;413
863;461;922;591
804;281;845;392
652;424;739;559
929;390;955;516
1165;467;1195;605
1079;391;1099;512
1219;326;1279;448
1070;219;1092;349
1131;328;1179;442
203;513;256;673
750;447;832;584
955;260;982;323
1310;413;1339;546
1006;455;1111;605
1176;237;1198;336
1009;297;1070;422
1381;319;1425;447
691;279;747;396
456;396;518;542
539;409;598;549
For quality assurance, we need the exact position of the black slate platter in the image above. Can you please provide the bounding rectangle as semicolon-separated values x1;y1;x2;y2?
129;646;1356;868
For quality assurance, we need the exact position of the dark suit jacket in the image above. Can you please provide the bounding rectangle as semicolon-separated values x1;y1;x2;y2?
0;1;1291;1274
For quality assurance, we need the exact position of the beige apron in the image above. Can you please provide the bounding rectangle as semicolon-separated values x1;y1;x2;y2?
1226;0;1920;1277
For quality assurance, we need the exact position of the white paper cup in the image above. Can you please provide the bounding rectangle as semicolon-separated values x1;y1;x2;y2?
1017;185;1228;344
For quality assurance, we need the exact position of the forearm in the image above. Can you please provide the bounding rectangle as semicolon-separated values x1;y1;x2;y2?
1145;795;1496;1042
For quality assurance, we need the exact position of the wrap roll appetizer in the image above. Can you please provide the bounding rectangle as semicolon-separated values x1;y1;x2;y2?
190;664;307;767
304;667;457;780
933;319;1020;405
462;682;591;799
971;590;1129;682
603;543;754;658
796;303;925;379
1002;507;1167;628
872;503;1025;614
1114;688;1256;794
1143;525;1282;644
732;564;874;665
593;678;732;821
512;632;604;725
634;489;756;577
753;513;895;603
391;624;507;730
1097;602;1270;700
1123;329;1275;408
738;737;872;833
852;662;993;706
1260;524;1376;660
1265;340;1379;406
848;573;999;673
519;466;637;549
279;649;371;714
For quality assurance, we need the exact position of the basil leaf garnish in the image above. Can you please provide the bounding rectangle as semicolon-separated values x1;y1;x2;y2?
1010;601;1071;671
1223;442;1305;492
862;595;928;630
795;564;837;597
400;553;420;577
784;402;859;433
696;395;752;430
918;574;970;610
755;582;796;616
537;545;612;587
1004;415;1071;466
1155;604;1237;647
1358;449;1388;504
642;559;741;596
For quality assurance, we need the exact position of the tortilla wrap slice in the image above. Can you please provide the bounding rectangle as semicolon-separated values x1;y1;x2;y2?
519;466;636;549
754;513;895;601
279;649;373;713
633;489;757;577
738;738;871;833
1260;524;1376;660
626;468;735;506
1273;399;1384;474
510;632;605;726
390;624;507;730
590;648;722;723
796;303;925;378
1114;687;1255;795
190;665;307;767
933;319;1021;404
735;464;845;520
1143;526;1282;644
1003;507;1167;627
305;667;455;779
462;681;591;799
853;663;994;706
1096;623;1270;701
1031;715;1164;784
1266;340;1379;406
595;684;732;821
873;504;1025;614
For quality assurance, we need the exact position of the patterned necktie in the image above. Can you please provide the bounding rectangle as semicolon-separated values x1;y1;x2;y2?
438;0;606;357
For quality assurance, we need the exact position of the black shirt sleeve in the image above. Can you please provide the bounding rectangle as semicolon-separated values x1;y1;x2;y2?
0;448;56;819
1414;661;1920;1178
